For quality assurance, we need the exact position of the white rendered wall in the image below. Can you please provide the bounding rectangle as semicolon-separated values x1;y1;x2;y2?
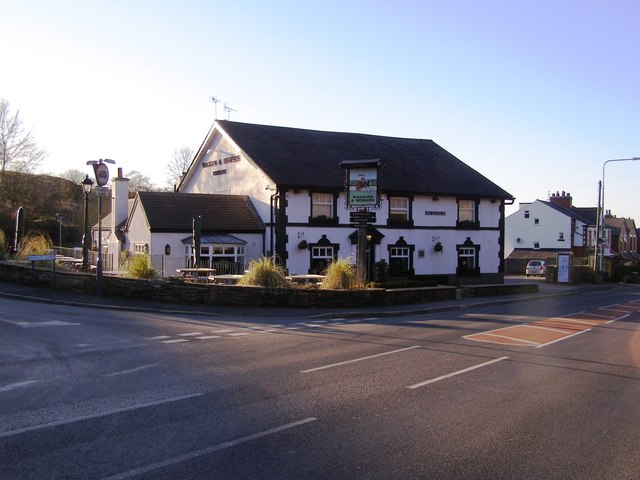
284;191;503;275
505;200;572;256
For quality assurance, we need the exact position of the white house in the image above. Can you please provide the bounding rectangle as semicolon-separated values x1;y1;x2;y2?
171;120;513;284
103;121;513;283
505;191;601;272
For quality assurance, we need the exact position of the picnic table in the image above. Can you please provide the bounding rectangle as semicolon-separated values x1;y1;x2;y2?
286;274;325;285
209;274;244;285
176;268;217;283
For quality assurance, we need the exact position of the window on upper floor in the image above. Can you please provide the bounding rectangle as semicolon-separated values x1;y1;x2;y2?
457;199;478;228
524;210;530;218
389;197;409;221
310;193;336;224
534;241;540;249
558;232;565;241
534;218;540;225
388;196;412;226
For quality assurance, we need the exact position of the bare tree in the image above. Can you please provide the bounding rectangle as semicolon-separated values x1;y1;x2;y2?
166;146;193;188
126;170;157;193
59;168;87;184
0;99;46;186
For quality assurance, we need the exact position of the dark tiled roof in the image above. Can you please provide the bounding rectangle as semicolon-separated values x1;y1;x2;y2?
136;192;265;233
540;201;596;225
94;199;135;231
218;121;513;199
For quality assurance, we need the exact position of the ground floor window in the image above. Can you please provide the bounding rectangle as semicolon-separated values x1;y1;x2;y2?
182;234;247;273
457;237;480;275
198;245;245;273
134;242;148;254
309;234;339;273
387;236;414;276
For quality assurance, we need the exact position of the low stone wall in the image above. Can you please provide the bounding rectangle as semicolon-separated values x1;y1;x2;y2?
460;283;538;298
0;261;457;308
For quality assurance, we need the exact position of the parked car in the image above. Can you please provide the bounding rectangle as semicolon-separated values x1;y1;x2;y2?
525;260;546;276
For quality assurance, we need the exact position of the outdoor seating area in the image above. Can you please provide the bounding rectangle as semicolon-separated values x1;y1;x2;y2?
209;274;245;285
176;268;217;283
286;274;325;285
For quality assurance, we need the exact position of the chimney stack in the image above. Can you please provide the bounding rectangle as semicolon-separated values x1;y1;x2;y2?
549;190;572;209
111;168;130;235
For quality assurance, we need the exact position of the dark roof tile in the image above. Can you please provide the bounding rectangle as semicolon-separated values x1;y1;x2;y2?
218;121;513;199
137;192;265;233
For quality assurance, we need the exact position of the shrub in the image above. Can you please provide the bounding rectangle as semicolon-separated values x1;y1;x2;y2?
124;254;159;279
321;257;362;290
237;256;290;288
16;231;53;260
0;229;8;260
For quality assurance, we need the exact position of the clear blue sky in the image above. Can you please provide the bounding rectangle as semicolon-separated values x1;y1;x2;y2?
2;0;639;220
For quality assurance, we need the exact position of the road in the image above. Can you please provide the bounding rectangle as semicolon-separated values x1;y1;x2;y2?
1;286;640;479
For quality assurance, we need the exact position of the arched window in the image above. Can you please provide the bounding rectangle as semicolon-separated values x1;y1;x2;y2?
387;236;415;276
457;237;480;276
309;235;339;274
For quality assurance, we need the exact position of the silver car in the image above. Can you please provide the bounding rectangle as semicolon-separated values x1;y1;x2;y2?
525;260;546;276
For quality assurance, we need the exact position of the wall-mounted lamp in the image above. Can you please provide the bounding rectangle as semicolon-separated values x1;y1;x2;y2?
434;242;443;253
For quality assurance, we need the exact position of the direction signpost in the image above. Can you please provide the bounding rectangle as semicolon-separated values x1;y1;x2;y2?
341;159;382;285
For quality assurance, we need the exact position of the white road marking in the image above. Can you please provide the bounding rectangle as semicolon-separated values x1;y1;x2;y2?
196;335;220;340
364;317;380;321
551;317;600;326
228;332;251;337
177;332;203;337
0;393;203;439
525;324;578;335
147;336;171;340
536;329;591;348
103;417;317;480
301;346;420;373
327;322;345;326
408;356;509;389
161;339;189;344
16;320;80;327
104;364;159;377
464;332;538;345
0;380;38;393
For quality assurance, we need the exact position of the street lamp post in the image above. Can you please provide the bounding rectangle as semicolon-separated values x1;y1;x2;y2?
597;157;640;275
56;213;63;247
81;175;94;271
87;158;115;296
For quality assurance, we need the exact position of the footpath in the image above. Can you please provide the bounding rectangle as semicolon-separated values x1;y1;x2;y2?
0;277;627;319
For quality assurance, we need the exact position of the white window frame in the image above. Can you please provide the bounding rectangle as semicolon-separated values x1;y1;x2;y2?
389;197;409;222
458;247;476;270
311;193;333;219
312;246;334;261
458;200;475;223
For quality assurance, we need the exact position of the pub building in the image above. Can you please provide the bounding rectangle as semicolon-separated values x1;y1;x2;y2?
114;120;513;284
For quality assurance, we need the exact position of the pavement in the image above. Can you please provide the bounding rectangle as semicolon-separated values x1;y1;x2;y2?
0;277;630;319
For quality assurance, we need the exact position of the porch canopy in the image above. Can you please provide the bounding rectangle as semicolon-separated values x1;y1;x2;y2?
181;234;247;245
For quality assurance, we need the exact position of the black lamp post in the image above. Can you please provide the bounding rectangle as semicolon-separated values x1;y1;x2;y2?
81;174;94;271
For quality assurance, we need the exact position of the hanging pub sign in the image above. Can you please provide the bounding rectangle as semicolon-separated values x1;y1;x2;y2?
340;159;381;209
